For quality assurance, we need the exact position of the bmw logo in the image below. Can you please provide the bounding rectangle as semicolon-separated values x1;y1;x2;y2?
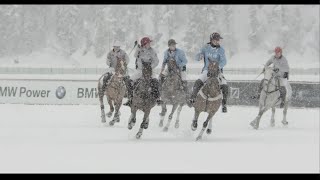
56;86;66;99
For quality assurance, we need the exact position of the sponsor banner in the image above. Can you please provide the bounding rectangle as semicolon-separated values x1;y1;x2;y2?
0;79;319;107
0;80;101;105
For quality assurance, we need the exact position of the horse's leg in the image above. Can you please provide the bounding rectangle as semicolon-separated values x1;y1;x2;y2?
163;103;178;132
250;107;267;130
175;104;183;128
282;101;289;126
159;102;167;127
110;100;121;126
128;107;137;130
99;88;106;123
191;110;200;131
106;98;114;118
207;113;214;134
270;107;276;127
136;109;151;139
196;112;215;141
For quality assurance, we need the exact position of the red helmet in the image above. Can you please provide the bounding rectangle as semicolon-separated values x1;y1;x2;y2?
140;37;152;47
275;46;282;53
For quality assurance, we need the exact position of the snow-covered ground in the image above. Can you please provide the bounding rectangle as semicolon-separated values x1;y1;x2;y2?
0;104;318;173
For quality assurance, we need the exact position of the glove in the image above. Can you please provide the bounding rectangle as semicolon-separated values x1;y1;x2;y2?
283;72;289;79
182;65;186;71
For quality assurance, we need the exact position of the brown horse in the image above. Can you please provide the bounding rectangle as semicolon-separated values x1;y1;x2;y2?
191;61;222;141
127;61;160;139
98;57;127;126
159;58;187;131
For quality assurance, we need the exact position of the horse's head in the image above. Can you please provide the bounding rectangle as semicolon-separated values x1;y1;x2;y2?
115;56;126;76
167;58;179;75
207;60;219;78
263;66;277;81
142;60;152;79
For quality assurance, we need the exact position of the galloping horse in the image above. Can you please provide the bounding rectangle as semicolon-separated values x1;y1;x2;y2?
191;61;222;141
159;58;187;132
250;66;292;129
98;57;127;126
127;61;160;139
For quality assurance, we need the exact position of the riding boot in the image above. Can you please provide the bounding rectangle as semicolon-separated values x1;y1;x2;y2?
101;73;112;95
123;77;134;106
221;84;229;113
150;78;163;105
251;79;264;99
187;79;204;107
279;86;287;108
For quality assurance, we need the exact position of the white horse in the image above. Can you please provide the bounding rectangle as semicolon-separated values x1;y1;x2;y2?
250;66;292;129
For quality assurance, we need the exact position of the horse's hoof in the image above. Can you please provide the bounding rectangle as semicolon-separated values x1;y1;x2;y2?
107;112;113;118
143;123;149;129
196;136;202;141
271;121;275;127
101;117;106;123
109;120;115;126
282;121;288;126
128;124;133;130
191;121;197;131
113;116;120;122
175;122;179;128
168;115;173;120
163;127;169;132
136;133;142;139
159;121;163;127
206;129;212;134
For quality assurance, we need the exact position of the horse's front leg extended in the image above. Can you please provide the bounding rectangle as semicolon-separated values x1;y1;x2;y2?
196;112;215;141
109;99;122;126
251;108;267;130
99;85;106;123
163;103;178;132
128;107;137;130
136;109;151;139
175;104;183;128
159;103;167;127
192;110;200;131
282;102;289;126
106;98;114;118
271;107;276;127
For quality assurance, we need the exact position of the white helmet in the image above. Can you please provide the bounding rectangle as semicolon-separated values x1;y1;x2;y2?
113;40;121;47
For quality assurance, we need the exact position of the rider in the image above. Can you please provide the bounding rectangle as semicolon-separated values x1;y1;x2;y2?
123;37;162;106
101;40;130;94
251;46;290;108
188;32;229;113
159;39;189;98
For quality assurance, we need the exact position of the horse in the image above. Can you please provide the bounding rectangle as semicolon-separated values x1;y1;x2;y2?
191;61;222;141
127;61;160;139
250;66;292;129
98;57;127;126
159;58;187;132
